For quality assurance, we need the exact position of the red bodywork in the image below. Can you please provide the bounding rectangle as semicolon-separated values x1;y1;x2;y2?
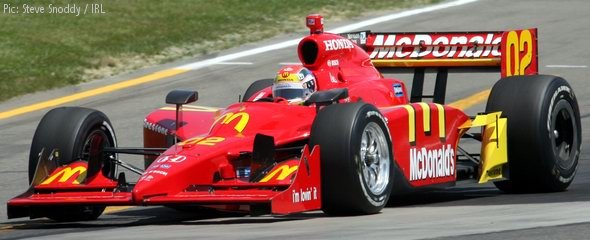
7;15;538;218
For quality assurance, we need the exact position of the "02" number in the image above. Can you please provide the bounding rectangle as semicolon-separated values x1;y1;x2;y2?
503;30;533;77
178;136;225;146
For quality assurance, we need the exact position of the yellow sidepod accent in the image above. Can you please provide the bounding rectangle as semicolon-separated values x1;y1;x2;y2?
417;103;431;135
461;112;508;183
402;105;416;145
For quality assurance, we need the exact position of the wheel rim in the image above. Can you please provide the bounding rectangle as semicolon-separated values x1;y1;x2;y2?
550;100;577;170
359;122;390;196
81;129;110;161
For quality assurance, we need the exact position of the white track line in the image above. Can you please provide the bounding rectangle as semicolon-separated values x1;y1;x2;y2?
213;62;253;65
279;62;303;65
175;0;480;71
329;0;480;33
546;65;588;68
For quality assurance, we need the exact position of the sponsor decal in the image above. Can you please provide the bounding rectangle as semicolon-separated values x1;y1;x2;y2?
276;68;300;82
219;111;249;134
155;155;187;164
393;83;404;97
292;187;318;203
41;166;87;185
323;39;355;51
144;120;169;135
139;175;154;182
207;111;250;135
360;32;367;44
160;164;172;169
259;165;298;182
410;144;455;181
343;31;367;45
146;169;168;176
368;33;502;59
401;103;446;145
329;72;338;83
327;59;339;67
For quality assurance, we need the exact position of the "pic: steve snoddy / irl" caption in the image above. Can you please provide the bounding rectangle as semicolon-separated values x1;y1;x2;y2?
3;3;106;16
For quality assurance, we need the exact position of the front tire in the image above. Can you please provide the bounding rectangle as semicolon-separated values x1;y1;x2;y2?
310;103;393;215
486;75;581;193
29;107;117;221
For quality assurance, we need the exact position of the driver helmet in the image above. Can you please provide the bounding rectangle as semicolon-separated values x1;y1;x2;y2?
272;65;317;103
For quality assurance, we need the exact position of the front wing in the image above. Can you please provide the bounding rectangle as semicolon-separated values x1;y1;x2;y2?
8;145;321;219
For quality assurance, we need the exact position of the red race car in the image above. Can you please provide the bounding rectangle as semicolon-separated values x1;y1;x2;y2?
8;14;581;221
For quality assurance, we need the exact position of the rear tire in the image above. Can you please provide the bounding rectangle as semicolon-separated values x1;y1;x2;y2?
242;79;273;102
486;75;581;193
310;103;393;215
29;107;117;221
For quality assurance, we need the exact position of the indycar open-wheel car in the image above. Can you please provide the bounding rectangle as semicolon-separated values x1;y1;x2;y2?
7;14;581;221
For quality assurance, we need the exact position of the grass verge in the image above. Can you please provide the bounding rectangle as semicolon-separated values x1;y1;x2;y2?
0;0;438;102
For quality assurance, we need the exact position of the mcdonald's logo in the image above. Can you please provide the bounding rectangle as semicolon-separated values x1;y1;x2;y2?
219;112;250;133
259;165;298;182
40;166;87;185
402;103;446;145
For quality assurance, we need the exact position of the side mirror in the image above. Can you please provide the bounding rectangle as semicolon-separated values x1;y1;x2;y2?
305;88;349;113
166;90;198;105
165;90;198;145
305;88;348;106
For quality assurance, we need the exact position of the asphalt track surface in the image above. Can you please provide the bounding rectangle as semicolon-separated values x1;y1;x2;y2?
1;0;590;239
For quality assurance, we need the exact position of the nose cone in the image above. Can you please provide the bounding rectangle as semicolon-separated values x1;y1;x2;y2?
132;175;166;204
132;154;193;204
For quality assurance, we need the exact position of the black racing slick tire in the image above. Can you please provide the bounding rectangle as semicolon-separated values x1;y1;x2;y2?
242;79;273;102
28;107;117;221
310;103;394;215
486;75;581;193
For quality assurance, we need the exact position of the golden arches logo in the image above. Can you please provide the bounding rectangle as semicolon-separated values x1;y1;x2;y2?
259;165;298;182
40;166;87;185
218;112;250;134
402;103;446;145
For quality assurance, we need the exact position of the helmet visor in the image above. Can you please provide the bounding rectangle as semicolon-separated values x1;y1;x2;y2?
273;88;306;100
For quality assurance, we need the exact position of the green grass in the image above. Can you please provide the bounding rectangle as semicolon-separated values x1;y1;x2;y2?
0;0;438;102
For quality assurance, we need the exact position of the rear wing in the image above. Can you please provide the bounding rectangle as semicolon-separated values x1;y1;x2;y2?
341;29;538;103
